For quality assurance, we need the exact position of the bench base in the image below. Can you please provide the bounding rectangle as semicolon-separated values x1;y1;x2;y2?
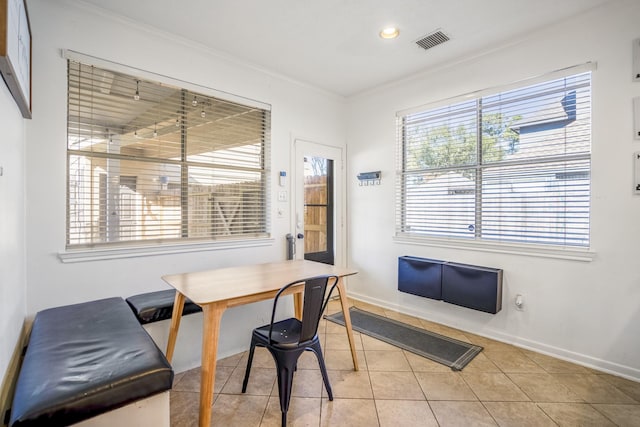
75;391;169;427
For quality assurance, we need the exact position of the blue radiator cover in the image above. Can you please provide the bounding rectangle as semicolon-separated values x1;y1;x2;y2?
442;262;503;314
397;256;503;314
397;256;444;300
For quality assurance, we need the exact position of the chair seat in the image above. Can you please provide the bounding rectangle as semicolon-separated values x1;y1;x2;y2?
254;318;309;348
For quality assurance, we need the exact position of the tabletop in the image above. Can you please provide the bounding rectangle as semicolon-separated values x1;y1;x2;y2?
162;259;358;305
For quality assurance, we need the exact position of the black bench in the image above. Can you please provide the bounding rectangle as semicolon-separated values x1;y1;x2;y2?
126;289;202;324
9;297;173;427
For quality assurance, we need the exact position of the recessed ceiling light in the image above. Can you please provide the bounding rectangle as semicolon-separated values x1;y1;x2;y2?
379;27;399;39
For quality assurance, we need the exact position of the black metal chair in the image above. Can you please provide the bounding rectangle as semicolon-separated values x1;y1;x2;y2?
242;275;339;427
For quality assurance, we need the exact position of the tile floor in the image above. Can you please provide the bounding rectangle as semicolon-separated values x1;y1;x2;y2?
170;299;640;426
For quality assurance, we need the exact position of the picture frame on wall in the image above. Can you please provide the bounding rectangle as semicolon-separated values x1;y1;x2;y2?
0;0;31;119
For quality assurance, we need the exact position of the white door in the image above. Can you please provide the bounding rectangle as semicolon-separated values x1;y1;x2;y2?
293;139;344;266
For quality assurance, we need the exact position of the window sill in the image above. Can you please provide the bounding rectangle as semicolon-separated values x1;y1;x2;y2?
393;235;595;262
58;238;275;263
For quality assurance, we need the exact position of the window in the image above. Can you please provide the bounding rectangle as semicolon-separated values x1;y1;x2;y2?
67;60;271;249
396;68;591;248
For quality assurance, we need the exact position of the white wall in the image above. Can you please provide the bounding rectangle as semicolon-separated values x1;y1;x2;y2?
0;65;26;394
24;0;346;370
347;0;640;380
16;0;640;383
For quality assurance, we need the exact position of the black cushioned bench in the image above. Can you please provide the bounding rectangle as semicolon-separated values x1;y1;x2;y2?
9;297;173;427
126;289;202;324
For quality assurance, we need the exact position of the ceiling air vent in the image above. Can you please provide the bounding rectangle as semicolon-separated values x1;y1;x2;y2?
415;30;450;51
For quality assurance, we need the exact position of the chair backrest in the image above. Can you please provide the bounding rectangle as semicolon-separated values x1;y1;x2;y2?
269;275;339;344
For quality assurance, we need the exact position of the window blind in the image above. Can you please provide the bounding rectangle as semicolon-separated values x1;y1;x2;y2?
67;60;271;248
396;70;591;247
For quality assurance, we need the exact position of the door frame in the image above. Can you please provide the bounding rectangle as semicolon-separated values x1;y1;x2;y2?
291;138;345;267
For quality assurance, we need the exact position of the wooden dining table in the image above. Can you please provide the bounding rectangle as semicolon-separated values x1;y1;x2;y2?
162;259;359;427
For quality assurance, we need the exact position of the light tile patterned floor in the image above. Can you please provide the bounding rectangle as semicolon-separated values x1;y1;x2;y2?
170;299;640;426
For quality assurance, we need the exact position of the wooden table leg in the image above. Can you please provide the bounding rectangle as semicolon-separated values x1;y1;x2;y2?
166;291;186;363
293;291;303;320
199;303;225;427
335;277;359;371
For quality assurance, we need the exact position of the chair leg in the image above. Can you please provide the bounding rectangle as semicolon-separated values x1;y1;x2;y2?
275;363;295;426
270;348;304;427
309;341;333;400
242;338;258;393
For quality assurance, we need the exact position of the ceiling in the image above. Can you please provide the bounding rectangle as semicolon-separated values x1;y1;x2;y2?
76;0;612;97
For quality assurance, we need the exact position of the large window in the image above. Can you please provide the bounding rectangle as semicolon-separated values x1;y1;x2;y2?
396;68;591;248
67;60;271;249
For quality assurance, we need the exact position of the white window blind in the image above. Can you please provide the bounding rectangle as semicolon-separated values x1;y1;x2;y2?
67;60;271;249
396;70;591;247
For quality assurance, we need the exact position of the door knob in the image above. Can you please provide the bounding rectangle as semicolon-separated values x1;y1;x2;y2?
297;233;304;239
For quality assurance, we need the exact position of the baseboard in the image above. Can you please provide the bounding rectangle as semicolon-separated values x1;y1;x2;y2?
348;291;640;382
0;321;31;427
492;330;640;382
